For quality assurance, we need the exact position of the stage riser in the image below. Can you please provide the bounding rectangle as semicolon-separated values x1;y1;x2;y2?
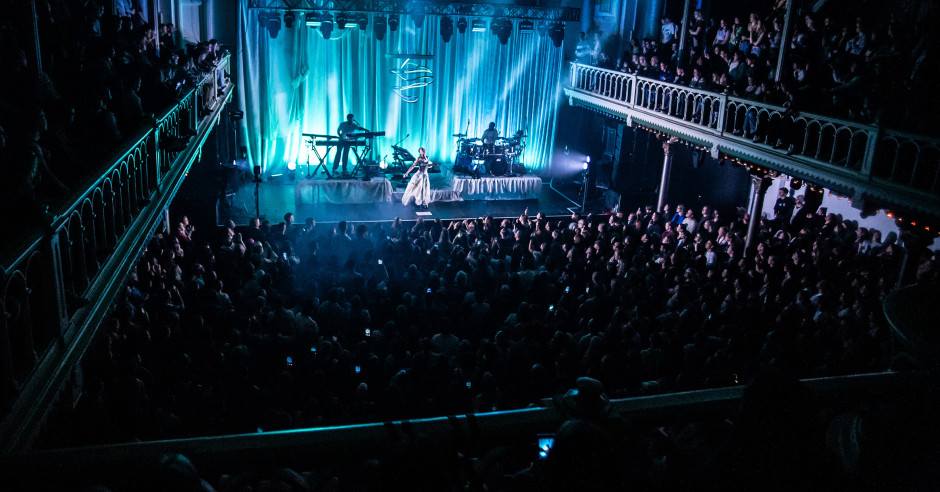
297;175;542;206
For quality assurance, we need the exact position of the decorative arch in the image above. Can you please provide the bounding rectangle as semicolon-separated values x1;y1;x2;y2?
3;271;38;381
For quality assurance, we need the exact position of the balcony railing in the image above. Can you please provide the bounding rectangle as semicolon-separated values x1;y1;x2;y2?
0;54;232;453
0;371;921;487
565;63;940;215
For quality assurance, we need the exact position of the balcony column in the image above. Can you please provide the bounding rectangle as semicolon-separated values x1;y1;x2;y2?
745;172;773;255
676;0;692;66
657;137;678;213
775;0;795;83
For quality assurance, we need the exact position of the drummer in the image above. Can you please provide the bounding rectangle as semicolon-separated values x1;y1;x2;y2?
481;122;499;148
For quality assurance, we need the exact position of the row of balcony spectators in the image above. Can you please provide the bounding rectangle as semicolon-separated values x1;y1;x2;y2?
0;1;224;220
579;0;938;134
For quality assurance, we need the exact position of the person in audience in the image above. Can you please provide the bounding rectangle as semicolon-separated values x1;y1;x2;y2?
747;12;767;57
713;18;731;47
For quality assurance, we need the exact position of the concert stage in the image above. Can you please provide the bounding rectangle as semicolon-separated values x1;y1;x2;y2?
295;168;542;207
209;167;579;225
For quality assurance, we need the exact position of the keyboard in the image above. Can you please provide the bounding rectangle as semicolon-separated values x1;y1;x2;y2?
314;140;369;147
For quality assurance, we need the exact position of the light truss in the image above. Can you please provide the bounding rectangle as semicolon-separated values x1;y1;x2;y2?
248;1;581;22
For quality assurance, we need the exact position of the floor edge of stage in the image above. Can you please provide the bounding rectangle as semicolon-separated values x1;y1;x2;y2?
296;174;543;207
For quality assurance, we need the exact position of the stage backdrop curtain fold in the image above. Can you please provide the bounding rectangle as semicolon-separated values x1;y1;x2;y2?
238;2;564;176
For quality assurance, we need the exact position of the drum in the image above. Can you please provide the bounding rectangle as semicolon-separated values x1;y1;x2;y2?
493;145;508;155
455;153;473;173
468;145;485;158
459;141;474;155
488;156;508;176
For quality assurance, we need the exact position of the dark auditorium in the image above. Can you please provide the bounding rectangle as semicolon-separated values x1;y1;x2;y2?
2;0;940;490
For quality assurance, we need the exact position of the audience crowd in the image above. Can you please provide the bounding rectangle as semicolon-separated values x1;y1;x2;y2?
593;0;938;134
0;1;225;216
42;196;937;489
56;193;937;444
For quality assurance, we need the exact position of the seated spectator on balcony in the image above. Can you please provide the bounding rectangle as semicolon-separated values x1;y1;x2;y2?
119;73;145;135
689;67;707;90
647;55;662;79
657;60;674;83
729;16;746;53
713;18;731;47
755;81;800;153
640;38;654;58
635;55;653;77
672;65;690;86
574;32;593;65
40;103;84;185
6;108;68;211
792;14;820;61
159;23;178;53
768;17;784;60
747;13;767;57
845;20;868;59
84;93;122;151
824;62;867;119
705;45;728;74
728;50;747;83
615;51;634;73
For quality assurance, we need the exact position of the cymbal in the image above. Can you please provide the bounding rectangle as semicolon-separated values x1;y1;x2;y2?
452;133;467;137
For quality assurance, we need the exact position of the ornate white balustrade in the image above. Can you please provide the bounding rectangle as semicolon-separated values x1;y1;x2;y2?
565;63;940;216
0;55;232;452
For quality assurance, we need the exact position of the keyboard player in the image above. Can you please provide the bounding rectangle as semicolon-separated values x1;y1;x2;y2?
333;113;365;175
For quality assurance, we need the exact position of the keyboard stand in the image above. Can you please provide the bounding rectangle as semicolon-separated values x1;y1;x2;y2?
350;139;374;178
308;142;334;179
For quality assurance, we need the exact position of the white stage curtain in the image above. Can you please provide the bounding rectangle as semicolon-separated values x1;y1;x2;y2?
238;3;564;177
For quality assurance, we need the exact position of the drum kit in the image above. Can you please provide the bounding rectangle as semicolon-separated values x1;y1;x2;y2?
453;130;526;177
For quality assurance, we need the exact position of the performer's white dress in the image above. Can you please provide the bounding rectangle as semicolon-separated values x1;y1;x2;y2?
402;157;431;206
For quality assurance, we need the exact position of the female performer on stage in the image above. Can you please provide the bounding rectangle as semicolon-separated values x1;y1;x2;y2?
402;147;435;208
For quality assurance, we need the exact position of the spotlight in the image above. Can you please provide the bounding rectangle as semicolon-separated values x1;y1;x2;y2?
283;11;296;29
549;22;565;47
471;19;486;32
266;12;281;39
519;20;534;33
409;1;426;27
790;178;803;190
440;16;454;43
357;13;368;30
491;17;511;45
320;15;334;39
456;17;468;34
374;15;387;40
336;12;349;30
388;15;399;31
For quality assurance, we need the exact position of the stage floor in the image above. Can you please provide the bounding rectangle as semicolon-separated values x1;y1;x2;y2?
224;170;580;224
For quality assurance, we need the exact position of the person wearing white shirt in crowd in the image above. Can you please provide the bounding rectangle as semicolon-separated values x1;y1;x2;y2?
661;17;678;45
682;209;699;235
